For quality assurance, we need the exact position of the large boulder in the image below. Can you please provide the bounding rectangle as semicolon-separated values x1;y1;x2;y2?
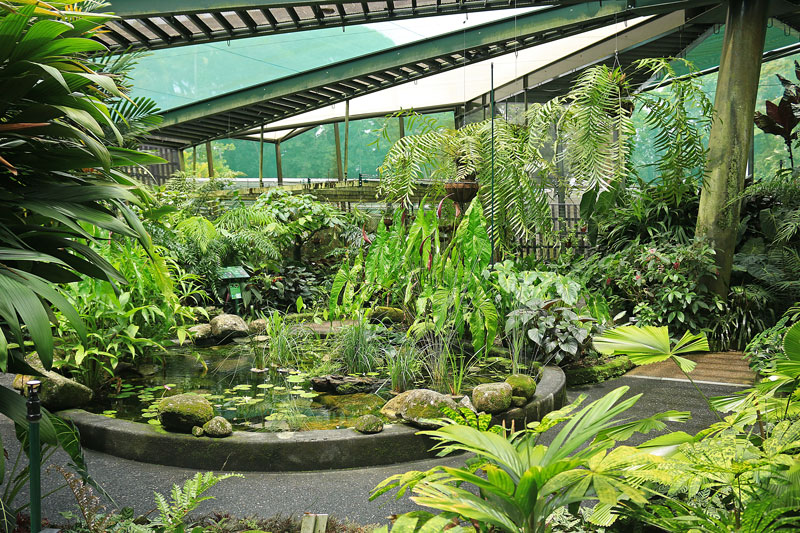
380;389;457;429
354;414;384;434
158;393;214;433
472;383;512;414
505;374;537;400
202;416;233;438
18;355;93;411
210;314;248;342
188;324;215;346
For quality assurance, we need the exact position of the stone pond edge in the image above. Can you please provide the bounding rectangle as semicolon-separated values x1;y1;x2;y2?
58;367;566;472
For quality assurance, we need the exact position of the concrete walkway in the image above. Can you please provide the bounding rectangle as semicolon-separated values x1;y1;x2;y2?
0;376;746;528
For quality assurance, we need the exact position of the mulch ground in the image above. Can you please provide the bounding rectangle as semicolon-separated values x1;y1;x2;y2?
624;351;755;386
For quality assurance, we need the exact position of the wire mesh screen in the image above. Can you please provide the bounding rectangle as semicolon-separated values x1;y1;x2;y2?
514;202;591;261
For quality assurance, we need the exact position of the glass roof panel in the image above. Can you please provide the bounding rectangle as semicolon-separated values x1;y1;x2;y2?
129;9;539;110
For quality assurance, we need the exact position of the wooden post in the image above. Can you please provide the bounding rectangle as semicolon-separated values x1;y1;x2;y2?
275;141;283;185
695;0;769;298
259;124;264;188
205;141;214;178
334;122;344;181
178;148;186;172
343;100;350;181
399;115;405;138
192;145;197;174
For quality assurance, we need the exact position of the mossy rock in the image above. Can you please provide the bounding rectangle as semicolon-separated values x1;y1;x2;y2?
192;426;204;437
472;383;512;414
380;389;457;429
369;307;405;323
354;414;384;434
564;356;634;386
505;374;537;400
20;355;93;410
158;393;214;433
202;416;233;438
315;393;384;417
511;396;527;408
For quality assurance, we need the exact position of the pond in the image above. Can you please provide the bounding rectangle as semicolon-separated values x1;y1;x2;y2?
86;340;388;432
86;323;533;432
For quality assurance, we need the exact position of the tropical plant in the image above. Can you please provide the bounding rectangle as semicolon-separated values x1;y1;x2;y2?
754;60;800;167
150;472;243;533
505;299;597;367
377;59;712;252
0;3;161;527
573;240;722;333
437;405;504;436
252;311;311;369
329;198;498;355
384;342;422;393
371;387;689;533
335;313;384;375
593;325;721;420
54;238;203;389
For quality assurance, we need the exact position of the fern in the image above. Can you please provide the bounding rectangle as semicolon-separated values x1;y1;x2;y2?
151;472;243;532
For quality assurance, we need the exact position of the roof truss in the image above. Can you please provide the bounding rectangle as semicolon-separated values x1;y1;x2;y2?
146;0;721;147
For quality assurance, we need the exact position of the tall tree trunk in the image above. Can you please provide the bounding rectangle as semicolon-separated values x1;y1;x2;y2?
696;0;769;299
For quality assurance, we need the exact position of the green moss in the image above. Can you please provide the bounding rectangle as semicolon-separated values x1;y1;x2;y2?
564;356;633;386
505;374;537;400
158;393;214;433
354;414;383;434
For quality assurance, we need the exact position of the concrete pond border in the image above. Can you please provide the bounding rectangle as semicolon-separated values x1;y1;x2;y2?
59;367;566;472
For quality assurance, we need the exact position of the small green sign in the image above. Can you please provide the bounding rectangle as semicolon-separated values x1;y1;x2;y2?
229;282;242;300
218;266;249;280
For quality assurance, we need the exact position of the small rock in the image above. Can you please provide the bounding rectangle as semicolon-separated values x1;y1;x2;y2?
248;318;267;334
511;396;527;408
189;324;215;347
202;416;233;438
354;414;384;434
253;335;269;342
137;364;161;377
472;383;512;414
158;393;214;433
192;426;204;437
380;389;457;429
458;395;475;412
210;314;249;342
505;374;537;400
204;306;223;320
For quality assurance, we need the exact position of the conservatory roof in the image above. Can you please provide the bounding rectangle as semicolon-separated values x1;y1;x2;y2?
97;0;710;52
145;0;726;148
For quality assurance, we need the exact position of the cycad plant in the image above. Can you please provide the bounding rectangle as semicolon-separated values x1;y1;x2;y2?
372;386;688;533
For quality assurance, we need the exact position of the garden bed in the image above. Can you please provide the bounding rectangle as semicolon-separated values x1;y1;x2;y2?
59;367;566;471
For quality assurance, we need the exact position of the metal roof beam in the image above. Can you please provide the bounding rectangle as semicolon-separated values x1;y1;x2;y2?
99;0;719;52
154;0;719;134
